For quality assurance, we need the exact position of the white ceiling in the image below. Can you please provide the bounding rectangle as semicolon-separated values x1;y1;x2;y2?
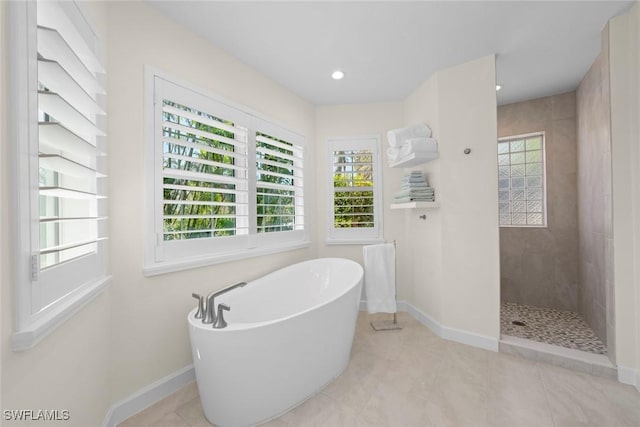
148;1;634;106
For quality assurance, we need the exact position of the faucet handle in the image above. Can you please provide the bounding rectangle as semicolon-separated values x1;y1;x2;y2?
213;304;230;329
192;293;205;319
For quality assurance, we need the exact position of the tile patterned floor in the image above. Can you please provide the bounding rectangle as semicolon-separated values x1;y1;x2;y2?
118;312;639;427
501;302;608;355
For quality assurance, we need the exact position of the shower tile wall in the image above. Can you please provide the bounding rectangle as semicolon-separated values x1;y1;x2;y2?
498;92;579;312
576;24;614;355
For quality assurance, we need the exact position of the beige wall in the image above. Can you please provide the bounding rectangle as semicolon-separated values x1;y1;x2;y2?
105;1;316;402
577;25;614;348
497;92;579;312
314;103;406;297
402;74;444;322
438;56;500;337
1;0;5;414
1;2;113;426
402;56;500;341
610;1;640;381
634;0;640;387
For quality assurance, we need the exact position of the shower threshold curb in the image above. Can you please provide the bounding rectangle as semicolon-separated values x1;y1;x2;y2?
499;335;617;380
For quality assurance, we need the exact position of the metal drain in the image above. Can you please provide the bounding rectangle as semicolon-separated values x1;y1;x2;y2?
512;320;527;326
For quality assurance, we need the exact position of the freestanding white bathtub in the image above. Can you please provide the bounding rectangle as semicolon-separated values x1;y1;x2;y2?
188;258;363;427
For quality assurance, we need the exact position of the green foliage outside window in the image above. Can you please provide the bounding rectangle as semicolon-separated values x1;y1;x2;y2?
162;101;238;240
256;132;297;233
333;150;374;228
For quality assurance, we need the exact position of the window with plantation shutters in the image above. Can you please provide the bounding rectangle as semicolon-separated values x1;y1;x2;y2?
327;137;383;244
256;132;304;234
10;0;110;349
146;73;308;274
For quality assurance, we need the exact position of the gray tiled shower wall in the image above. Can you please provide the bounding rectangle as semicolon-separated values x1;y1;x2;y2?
576;24;614;357
498;92;580;313
498;24;614;355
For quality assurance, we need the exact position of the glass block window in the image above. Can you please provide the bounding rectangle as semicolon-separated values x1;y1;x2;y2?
497;133;546;227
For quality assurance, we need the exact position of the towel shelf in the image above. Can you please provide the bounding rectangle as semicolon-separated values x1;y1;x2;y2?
389;151;439;168
390;201;440;210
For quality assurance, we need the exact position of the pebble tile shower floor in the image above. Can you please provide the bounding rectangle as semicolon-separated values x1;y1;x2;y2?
116;312;640;427
501;302;607;355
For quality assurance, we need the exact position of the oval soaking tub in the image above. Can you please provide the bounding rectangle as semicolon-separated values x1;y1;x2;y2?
188;258;363;427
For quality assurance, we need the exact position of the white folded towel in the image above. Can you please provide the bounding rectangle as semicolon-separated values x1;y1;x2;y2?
387;123;432;147
400;137;438;157
387;146;401;162
363;243;396;314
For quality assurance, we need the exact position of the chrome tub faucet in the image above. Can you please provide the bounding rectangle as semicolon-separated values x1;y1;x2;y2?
198;282;247;328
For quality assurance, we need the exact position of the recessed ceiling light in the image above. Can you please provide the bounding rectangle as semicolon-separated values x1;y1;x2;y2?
332;70;345;80
496;84;502;91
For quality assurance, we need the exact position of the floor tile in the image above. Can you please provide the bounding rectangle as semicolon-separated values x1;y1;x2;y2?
175;396;208;426
280;392;359;427
539;363;637;426
118;311;640;427
487;353;555;427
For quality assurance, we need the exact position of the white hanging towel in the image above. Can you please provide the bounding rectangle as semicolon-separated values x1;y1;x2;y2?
363;243;396;314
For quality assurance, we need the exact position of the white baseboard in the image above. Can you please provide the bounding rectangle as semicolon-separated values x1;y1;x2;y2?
618;366;640;391
360;300;499;352
102;364;195;427
441;324;499;352
403;301;443;336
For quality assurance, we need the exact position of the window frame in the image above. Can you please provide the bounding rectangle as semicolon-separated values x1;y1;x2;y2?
497;131;548;228
326;136;384;245
144;67;309;276
8;0;111;351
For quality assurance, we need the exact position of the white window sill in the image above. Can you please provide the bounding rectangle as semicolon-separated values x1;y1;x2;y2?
499;224;548;228
12;275;112;351
325;238;385;246
143;241;312;277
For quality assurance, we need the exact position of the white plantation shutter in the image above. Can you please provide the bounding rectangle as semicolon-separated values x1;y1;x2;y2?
9;0;110;346
255;132;304;233
332;149;375;228
161;102;249;240
35;1;107;308
149;75;307;271
327;137;383;243
37;16;106;267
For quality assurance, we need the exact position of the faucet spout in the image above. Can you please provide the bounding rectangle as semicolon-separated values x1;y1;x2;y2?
202;282;247;325
203;292;216;324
